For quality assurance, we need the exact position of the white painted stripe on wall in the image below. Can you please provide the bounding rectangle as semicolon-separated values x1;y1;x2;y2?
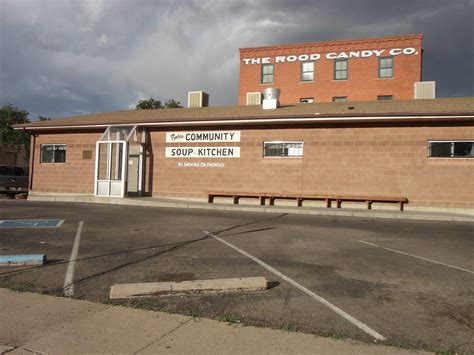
359;240;474;274
63;221;84;296
204;231;386;341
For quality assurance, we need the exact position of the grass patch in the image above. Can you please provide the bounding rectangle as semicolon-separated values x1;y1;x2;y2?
216;313;241;325
280;323;298;332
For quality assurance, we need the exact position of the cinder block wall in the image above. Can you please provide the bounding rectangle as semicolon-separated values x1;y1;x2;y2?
150;122;474;209
239;34;423;105
29;122;474;209
31;130;100;194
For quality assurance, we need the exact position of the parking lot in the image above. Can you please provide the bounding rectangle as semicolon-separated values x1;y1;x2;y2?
0;200;472;353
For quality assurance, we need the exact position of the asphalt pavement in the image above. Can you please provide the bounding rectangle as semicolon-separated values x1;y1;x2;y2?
0;200;472;353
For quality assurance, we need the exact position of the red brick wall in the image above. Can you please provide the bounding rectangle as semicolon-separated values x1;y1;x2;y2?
239;34;423;105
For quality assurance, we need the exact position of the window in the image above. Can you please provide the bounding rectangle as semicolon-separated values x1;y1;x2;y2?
41;144;66;163
264;142;303;157
300;98;314;103
261;64;274;84
334;59;348;80
428;141;474;158
377;95;393;100
379;57;393;78
301;62;314;81
332;96;347;102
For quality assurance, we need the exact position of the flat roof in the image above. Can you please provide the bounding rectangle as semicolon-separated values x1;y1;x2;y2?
14;97;474;131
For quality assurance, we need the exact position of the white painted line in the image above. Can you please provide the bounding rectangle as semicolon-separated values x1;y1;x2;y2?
204;231;385;341
63;221;84;296
358;240;474;274
56;219;65;227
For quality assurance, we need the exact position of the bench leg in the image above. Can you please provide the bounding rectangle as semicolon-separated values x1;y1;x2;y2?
233;196;239;204
399;201;404;211
326;199;331;208
297;198;303;207
269;197;275;206
367;201;372;210
337;200;342;208
259;196;265;206
208;195;214;203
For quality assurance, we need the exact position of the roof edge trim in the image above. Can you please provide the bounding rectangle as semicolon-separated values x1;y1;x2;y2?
14;114;474;131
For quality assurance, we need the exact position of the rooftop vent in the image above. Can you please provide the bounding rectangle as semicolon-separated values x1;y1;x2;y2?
188;91;209;108
246;92;262;105
262;88;281;110
414;81;436;99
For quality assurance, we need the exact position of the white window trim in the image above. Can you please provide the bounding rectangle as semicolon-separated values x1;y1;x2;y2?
427;140;474;158
263;141;304;158
40;144;67;164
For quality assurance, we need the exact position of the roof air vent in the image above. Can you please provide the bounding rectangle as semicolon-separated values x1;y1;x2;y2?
262;88;281;110
188;91;209;108
414;81;436;99
246;92;262;105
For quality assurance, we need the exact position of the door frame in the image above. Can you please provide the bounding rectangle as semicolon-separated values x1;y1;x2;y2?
94;140;128;198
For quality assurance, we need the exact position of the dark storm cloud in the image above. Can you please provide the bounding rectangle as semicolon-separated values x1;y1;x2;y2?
0;0;472;119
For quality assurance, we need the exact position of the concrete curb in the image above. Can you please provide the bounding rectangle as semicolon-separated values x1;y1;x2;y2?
0;254;46;266
26;194;474;223
110;277;268;299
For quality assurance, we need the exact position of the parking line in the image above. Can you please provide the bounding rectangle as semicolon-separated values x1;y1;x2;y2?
204;231;386;341
63;221;84;296
358;240;474;274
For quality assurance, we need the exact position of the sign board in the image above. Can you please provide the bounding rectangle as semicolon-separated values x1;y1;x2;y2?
165;147;240;158
242;47;419;65
166;131;240;143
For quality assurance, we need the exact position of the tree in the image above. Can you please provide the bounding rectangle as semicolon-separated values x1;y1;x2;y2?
38;116;51;121
136;98;163;110
135;98;182;110
0;104;30;150
163;99;182;109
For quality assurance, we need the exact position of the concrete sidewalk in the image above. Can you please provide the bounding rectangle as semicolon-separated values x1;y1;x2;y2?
28;193;474;223
0;289;430;355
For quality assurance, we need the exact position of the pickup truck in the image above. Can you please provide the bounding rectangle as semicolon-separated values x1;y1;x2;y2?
0;165;29;197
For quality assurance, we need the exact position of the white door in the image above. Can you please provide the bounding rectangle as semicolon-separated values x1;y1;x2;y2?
94;141;128;197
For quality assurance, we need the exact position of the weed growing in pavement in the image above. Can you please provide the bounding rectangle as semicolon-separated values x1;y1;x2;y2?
280;323;298;332
7;284;34;293
216;313;241;325
437;349;458;355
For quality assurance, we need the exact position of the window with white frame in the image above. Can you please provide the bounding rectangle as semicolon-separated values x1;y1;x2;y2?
41;144;67;163
264;141;303;157
428;141;474;158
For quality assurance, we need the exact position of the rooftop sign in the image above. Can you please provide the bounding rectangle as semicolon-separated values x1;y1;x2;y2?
242;47;418;65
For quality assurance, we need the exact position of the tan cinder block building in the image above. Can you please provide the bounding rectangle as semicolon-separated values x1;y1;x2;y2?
15;98;474;212
239;34;423;105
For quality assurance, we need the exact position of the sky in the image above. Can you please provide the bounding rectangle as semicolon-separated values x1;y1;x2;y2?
0;0;473;120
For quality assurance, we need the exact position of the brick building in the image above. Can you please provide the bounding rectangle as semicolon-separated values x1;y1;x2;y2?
239;34;424;105
15;98;474;211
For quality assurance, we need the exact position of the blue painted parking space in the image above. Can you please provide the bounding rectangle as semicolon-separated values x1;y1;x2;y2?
0;219;64;228
0;254;47;265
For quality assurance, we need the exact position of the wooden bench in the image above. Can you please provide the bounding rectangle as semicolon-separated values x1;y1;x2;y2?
208;192;266;205
332;195;408;211
208;192;408;211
